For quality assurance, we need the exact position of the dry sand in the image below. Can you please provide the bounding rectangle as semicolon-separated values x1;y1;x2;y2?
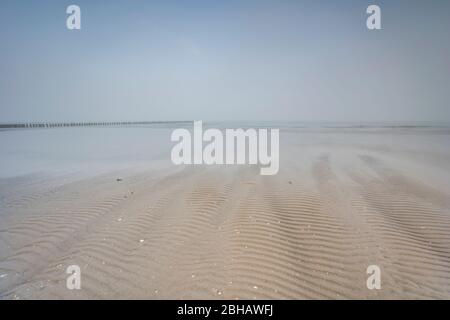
1;127;450;299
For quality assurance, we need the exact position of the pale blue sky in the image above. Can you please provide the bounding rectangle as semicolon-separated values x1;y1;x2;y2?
0;0;449;122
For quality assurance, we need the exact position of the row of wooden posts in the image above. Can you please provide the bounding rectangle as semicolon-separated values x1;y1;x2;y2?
0;121;187;129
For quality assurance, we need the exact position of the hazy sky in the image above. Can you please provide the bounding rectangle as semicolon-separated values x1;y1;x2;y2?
0;0;449;122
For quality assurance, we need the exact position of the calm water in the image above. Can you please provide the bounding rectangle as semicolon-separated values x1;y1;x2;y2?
0;127;174;178
1;121;449;178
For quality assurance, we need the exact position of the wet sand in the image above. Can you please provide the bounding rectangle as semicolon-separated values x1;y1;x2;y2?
1;127;450;299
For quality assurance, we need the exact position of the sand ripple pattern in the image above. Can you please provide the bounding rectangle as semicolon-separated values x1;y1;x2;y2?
1;149;450;299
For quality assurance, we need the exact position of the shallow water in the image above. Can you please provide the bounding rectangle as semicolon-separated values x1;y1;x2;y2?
0;127;173;178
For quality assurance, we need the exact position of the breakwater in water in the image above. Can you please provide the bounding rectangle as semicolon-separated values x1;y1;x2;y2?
0;121;191;129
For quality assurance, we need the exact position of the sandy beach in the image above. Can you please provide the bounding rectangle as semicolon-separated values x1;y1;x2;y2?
1;126;450;299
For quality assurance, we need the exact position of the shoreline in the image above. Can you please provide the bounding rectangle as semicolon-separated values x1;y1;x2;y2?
1;127;450;299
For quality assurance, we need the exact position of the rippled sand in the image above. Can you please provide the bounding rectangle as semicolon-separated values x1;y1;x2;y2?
1;127;450;299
